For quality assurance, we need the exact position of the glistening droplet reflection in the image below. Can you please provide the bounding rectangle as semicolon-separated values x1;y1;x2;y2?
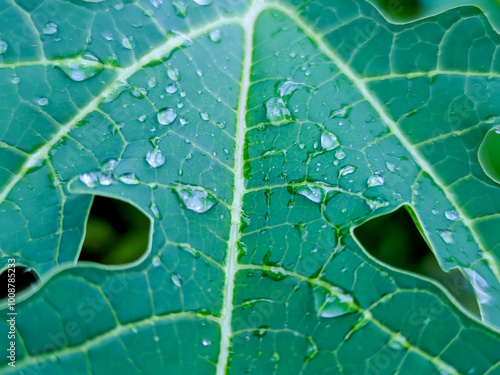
478;126;500;183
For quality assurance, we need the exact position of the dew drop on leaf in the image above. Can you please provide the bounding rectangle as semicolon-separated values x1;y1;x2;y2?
0;40;7;54
157;107;177;125
171;272;183;287
289;183;327;204
202;338;211;346
444;210;459;221
192;0;213;5
312;286;356;319
209;29;221;43
367;175;384;187
200;112;210;121
438;230;454;244
305;341;318;361
56;53;104;82
80;172;98;188
166;84;178;93
320;130;339;150
152;256;161;267
146;147;166;168
118;173;140;185
149;202;162;219
43;22;58;35
168;68;180;81
173;184;217;213
478;125;500;183
339;165;356;177
265;97;294;123
270;352;280;362
11;77;20;84
98;171;113;186
35;97;49;106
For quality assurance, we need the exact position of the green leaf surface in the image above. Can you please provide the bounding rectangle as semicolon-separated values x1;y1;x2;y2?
1;0;500;373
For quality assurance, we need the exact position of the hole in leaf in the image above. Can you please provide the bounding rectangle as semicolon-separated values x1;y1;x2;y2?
79;196;150;265
354;206;479;316
0;267;38;299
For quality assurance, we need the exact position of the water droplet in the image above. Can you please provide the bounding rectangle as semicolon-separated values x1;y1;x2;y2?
192;0;213;5
138;114;148;122
11;77;20;84
98;172;113;186
80;173;97;188
168;68;180;81
43;22;58;35
438;230;454;244
465;268;491;305
444;210;459;221
313;286;356;318
262;251;287;281
171;272;183;287
150;202;162;219
202;338;211;346
157;107;177;125
118;173;140;185
386;161;395;172
209;29;221;43
153;335;160;342
56;53;104;82
152;256;161;267
320;130;339;150
389;333;409;351
102;31;114;41
265;97;294;124
289;183;329;204
200;112;210;121
173;184;217;213
339;165;356;176
103;81;130;103
276;80;307;97
479;125;500;183
0;40;8;54
261;148;286;159
166;84;178;93
270;352;280;362
146;148;165;168
253;326;268;338
35;97;49;106
367;175;384;187
305;341;318;361
121;36;134;49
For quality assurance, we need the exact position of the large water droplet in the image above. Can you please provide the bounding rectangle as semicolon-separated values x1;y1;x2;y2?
35;97;49;106
313;286;356;318
173;184;217;213
265;97;294;124
0;40;7;54
157;107;177;125
367;175;384;187
80;172;98;188
166;84;178;94
146;147;166;168
56;53;104;82
444;210;459;221
478;125;500;183
209;29;221;43
276;80;306;97
289;182;329;204
43;22;58;35
320;130;339;150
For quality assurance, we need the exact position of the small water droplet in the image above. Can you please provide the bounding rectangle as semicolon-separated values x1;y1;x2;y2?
171;272;183;287
438;230;454;244
102;31;114;41
270;352;280;362
43;22;58;35
152;256;161;267
338;165;356;177
479;125;500;183
209;29;221;43
146;148;165;168
168;68;180;81
157;107;177;125
121;36;134;49
386;162;395;172
200;112;210;121
35;96;49;106
289;182;329;204
118;173;140;185
367;175;384;187
153;335;160;342
444;210;459;221
150;202;162;219
276;80;308;97
192;0;213;5
202;338;211;346
173;184;217;213
98;172;113;186
305;341;318;361
166;84;178;93
0;40;8;54
11;77;20;84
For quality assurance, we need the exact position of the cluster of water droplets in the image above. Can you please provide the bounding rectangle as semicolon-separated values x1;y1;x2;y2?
79;159;141;188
